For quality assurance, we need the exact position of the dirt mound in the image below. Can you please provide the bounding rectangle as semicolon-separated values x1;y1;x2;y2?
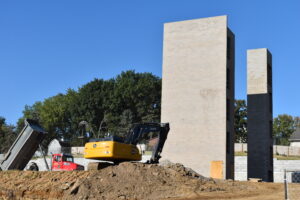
0;162;265;200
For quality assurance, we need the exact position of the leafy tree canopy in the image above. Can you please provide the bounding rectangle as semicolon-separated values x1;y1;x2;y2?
15;70;161;147
6;72;300;149
273;114;297;145
234;100;247;143
0;116;16;153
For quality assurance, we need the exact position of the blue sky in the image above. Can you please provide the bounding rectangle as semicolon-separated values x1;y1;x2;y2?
0;0;299;125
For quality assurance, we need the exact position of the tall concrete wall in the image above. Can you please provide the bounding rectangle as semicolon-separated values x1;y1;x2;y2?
247;48;273;182
161;16;235;179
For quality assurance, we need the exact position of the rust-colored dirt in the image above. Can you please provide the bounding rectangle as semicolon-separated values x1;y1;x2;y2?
0;162;298;199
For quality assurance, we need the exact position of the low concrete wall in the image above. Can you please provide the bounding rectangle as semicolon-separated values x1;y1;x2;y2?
71;147;84;155
235;143;300;156
235;143;248;152
235;156;300;182
290;142;300;147
273;145;300;156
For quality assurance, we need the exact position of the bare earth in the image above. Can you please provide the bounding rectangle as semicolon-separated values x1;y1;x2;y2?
0;162;298;200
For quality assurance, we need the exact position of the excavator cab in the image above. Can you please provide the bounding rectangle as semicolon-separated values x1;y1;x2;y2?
84;123;169;164
51;153;84;171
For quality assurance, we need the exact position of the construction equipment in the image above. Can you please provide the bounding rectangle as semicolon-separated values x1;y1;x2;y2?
50;153;84;171
0;119;84;171
27;153;84;171
0;119;47;171
84;123;170;169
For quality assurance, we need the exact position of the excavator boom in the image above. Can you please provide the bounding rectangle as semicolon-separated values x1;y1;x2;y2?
125;123;170;163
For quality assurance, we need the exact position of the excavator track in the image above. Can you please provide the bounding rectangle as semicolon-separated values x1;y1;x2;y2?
87;162;114;170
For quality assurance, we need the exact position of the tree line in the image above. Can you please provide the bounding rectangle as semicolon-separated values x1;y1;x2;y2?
0;71;299;153
0;117;16;153
235;99;300;145
1;70;161;151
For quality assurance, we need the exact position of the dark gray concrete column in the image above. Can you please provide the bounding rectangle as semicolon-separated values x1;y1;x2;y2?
247;48;273;182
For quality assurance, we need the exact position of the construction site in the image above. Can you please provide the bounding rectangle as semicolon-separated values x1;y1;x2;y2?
0;118;298;200
1;2;300;200
2;162;300;200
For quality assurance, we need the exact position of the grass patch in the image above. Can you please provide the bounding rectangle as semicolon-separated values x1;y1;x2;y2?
275;155;300;160
235;151;247;156
73;154;84;158
142;151;153;155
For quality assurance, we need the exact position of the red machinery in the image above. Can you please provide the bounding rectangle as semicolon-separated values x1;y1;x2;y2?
51;153;84;171
28;153;84;171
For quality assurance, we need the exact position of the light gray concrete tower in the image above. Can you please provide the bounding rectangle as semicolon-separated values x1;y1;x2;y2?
247;48;273;182
161;15;235;179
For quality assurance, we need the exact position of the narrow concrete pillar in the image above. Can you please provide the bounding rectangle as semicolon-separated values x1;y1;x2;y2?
161;16;235;179
247;48;273;182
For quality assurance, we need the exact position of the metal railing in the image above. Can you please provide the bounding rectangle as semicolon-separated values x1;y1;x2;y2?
284;169;300;200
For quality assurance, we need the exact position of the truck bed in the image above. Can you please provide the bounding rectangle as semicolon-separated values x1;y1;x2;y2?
0;119;47;171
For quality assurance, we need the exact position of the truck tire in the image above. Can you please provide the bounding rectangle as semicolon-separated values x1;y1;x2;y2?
28;162;39;171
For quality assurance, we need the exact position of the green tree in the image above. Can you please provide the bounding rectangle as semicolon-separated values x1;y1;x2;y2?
293;116;300;128
15;70;162;146
76;78;113;135
0;117;16;153
273;114;296;145
0;116;5;138
234;100;247;143
39;94;71;142
16;101;43;133
0;117;5;127
112;71;161;124
119;109;133;136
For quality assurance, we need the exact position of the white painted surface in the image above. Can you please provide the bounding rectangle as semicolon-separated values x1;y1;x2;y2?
47;139;62;155
290;142;300;147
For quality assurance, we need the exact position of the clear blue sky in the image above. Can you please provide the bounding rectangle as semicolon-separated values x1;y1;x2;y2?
0;0;299;125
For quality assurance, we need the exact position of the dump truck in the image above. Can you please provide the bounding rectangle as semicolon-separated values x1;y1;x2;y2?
84;122;170;170
50;153;84;171
0;119;84;171
0;119;47;171
27;153;84;171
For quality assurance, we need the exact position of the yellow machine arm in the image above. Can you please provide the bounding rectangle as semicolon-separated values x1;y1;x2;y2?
84;123;170;164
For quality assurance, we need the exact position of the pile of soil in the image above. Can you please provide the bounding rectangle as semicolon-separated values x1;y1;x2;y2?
0;162;287;200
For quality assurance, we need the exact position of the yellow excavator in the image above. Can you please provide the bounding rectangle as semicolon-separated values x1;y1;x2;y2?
84;123;170;169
